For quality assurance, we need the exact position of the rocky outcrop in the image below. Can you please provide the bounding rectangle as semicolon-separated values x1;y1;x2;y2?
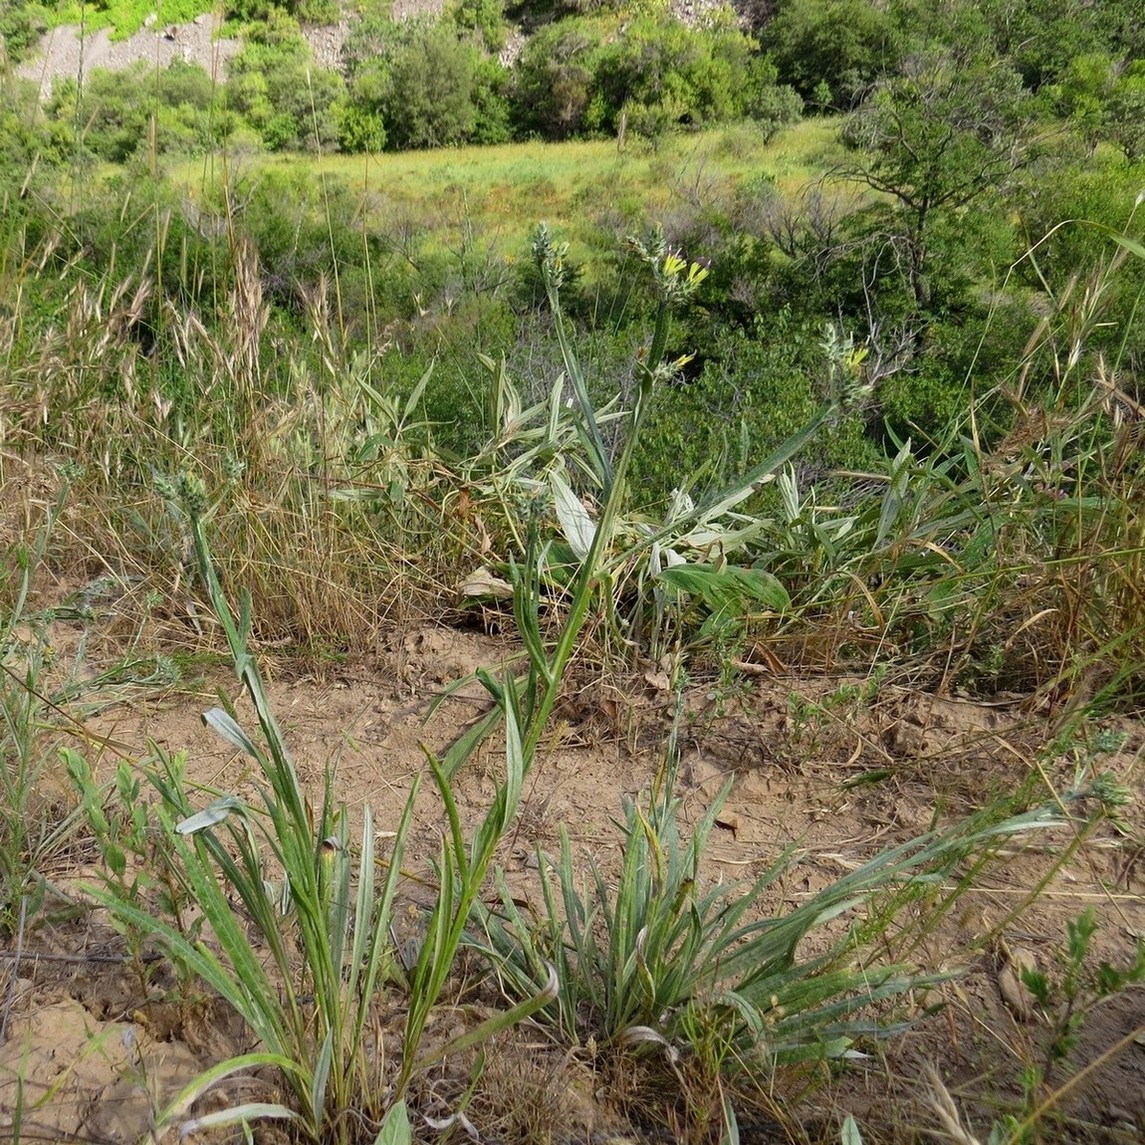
15;13;241;97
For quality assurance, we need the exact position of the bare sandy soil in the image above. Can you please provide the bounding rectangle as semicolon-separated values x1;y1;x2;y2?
0;595;1142;1143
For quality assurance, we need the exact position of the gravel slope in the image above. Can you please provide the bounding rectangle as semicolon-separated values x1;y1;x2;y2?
16;14;243;97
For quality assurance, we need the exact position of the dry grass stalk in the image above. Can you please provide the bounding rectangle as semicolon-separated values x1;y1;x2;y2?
923;1066;983;1145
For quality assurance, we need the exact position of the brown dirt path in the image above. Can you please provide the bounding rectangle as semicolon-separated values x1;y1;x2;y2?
1;608;1142;1141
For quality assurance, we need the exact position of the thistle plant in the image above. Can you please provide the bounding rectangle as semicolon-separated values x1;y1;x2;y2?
440;223;884;801
457;229;1069;1143
456;223;868;778
435;225;715;788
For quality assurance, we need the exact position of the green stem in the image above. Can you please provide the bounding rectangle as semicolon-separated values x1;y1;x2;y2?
522;361;656;764
646;299;670;374
549;283;613;497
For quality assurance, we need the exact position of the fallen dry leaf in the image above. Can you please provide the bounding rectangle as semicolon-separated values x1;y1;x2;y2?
997;943;1040;1023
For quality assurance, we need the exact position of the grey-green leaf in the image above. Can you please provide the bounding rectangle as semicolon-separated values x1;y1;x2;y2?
374;1100;412;1145
202;707;261;757
175;795;246;835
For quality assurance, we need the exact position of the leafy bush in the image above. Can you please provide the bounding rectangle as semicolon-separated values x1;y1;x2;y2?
594;14;756;137
381;21;480;149
628;316;879;511
983;0;1125;90
744;75;804;141
224;0;337;22
47;67;153;163
1106;61;1145;162
0;0;47;63
0;73;60;172
510;18;606;140
511;14;768;142
471;54;514;144
341;17;490;151
451;0;506;52
762;0;903;106
236;166;368;307
332;97;385;153
226;14;343;152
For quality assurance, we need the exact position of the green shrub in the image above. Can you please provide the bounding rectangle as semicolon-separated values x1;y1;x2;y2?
744;77;804;142
226;15;344;151
0;0;48;63
471;55;514;145
594;14;757;138
762;0;903;106
510;18;606;140
983;0;1123;90
332;98;386;153
49;66;153;163
451;0;506;52
342;17;488;151
627;315;881;511
384;21;479;149
40;53;281;162
236;167;366;308
1106;61;1145;161
0;73;58;172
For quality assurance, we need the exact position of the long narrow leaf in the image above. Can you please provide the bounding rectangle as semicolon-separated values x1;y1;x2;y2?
159;1051;306;1127
202;708;262;760
175;794;246;835
550;468;596;560
177;1102;300;1138
415;963;559;1072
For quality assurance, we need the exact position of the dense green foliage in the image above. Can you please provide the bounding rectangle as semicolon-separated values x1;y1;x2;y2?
340;16;498;150
1;0;1144;681
762;0;902;107
6;2;805;153
0;0;47;62
10;0;1141;161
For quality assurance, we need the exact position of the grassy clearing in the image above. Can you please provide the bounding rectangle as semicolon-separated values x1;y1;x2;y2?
173;119;846;265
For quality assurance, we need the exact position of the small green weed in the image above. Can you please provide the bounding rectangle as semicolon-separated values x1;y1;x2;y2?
785;667;887;760
928;911;1145;1145
1005;910;1145;1142
65;751;199;993
69;474;556;1142
0;482;86;938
